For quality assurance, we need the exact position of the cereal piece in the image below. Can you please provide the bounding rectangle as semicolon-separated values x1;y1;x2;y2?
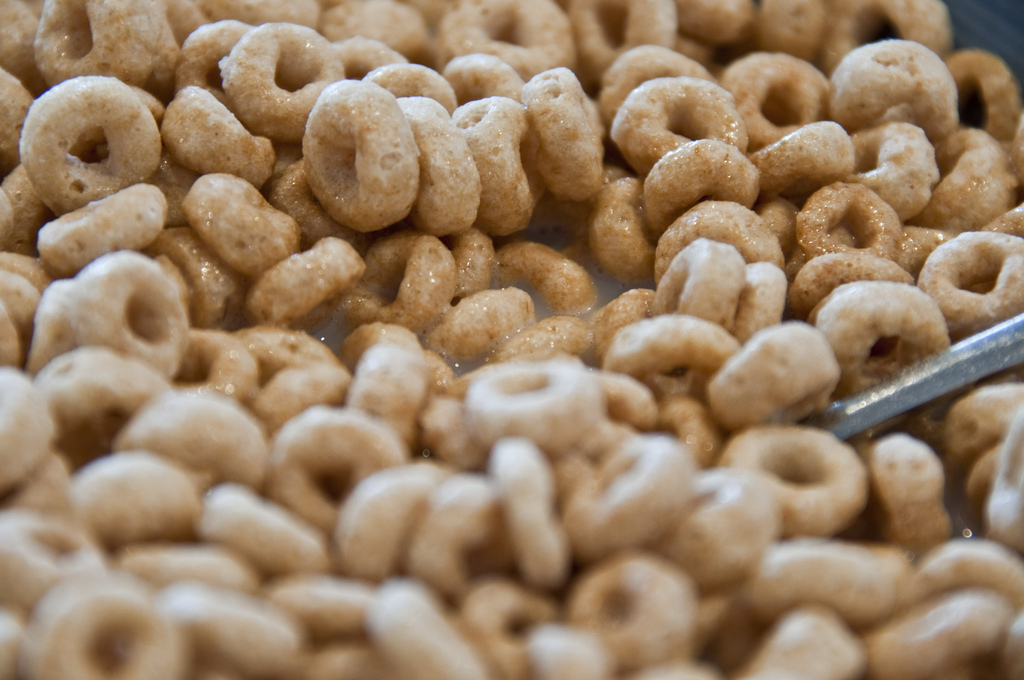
0;0;46;95
945;383;1024;469
117;544;260;594
183;173;300;278
527;625;614;680
588;176;655;284
0;452;72;518
0;190;12;256
0;608;19;680
0;67;31;178
731;263;788;343
427;287;536;360
337;322;421;370
810;281;950;396
708;322;841;430
23;278;79;373
266;575;375;644
366;63;458;114
304;80;420;232
901;538;1024;611
145;152;198;229
721;426;868;538
442;53;525;105
652;238;746;328
984;203;1024;239
70;451;201;549
598;45;714;128
847;122;939;221
19;76;162;215
788;251;915;320
454;96;543;237
987;409;1024;553
174;329;258;402
796;183;903;262
320;0;431;65
657;395;723;469
490;315;592;363
674;0;754;44
909;128;1018;234
305;644;393;680
0;369;53;497
829;39;958;142
0;253;50;295
750;122;856;199
659;468;781;592
1;165;55;255
346;344;429;447
234;325;340;385
0;269;39;363
591;288;654;364
250;362;351;434
37;184;166;278
567;553;698;671
21;573;188;680
495;241;597;315
332;36;408;80
754;0;826;62
893;224;949;276
643;140;760;238
173;20;252;107
739;607;865;680
571;0;677;91
611;77;747;176
195;0;318;27
449;228;495;300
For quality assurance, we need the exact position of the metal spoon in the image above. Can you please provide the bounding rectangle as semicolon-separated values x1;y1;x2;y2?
802;312;1024;440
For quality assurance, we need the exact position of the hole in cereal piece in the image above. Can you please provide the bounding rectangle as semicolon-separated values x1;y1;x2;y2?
125;292;169;344
960;267;999;295
205;63;224;91
597;0;628;49
762;85;802;128
63;0;95;61
488;10;520;46
275;59;318;93
315;472;352;504
69;128;110;164
959;84;987;130
90;625;135;674
176;352;214;383
599;587;634;625
500;372;551;396
70;179;86;194
764;449;824;486
862;16;900;44
668;107;701;141
869;335;899;359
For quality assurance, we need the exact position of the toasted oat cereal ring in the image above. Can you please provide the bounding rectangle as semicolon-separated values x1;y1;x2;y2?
448;228;495;300
21;573;188;680
744;607;866;680
173;20;252;106
453;96;543;237
909;128;1018;234
594;372;657;431
19;76;161;215
183;173;301;279
720;52;830;152
652;238;746;328
917;232;1024;339
234;325;340;386
522;68;603;202
643;140;760;238
750;121;856;199
305;644;394;680
117;544;261;594
397;97;481;236
145;151;198;230
320;0;431;64
611;77;747;176
0;0;46;95
174;329;258;402
0;268;40;354
567;553;698;671
591;287;654;364
754;0;826;62
304;80;420;233
788;251;914;320
1;164;56;256
419;397;490;470
442;53;526;105
896;226;951;277
597;45;714;129
196;0;317;25
587;176;654;284
365;63;458;114
673;0;754;44
437;0;576;81
945;384;1024;471
266;574;375;644
732;262;788;343
657;394;724;469
489;315;592;363
899;538;1024;611
346;343;429;447
221;23;344;143
722;426;868;537
603;313;739;384
250;362;351;435
847;122;940;221
24;278;79;374
0;369;54;497
984;203;1024;239
427;287;536;360
708;322;841;430
465;358;605;455
829;39;958;142
946;50;1024;142
495;241;597;315
795;182;903;262
0;253;51;296
0;67;31;178
336;322;421;371
37;184;167;278
331;36;408;82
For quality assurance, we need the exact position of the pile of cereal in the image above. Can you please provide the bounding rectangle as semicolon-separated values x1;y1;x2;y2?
3;0;1024;677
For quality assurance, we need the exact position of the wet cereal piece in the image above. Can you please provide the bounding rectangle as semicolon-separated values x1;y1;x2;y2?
750;122;856;199
796;182;903;263
652;238;747;329
847;122;940;221
173;329;258;402
442;53;526;105
173;20;252;107
946;49;1023;142
495;241;597;315
788;251;914;320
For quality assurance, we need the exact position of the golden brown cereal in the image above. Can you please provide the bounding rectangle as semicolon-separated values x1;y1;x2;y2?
0;269;39;362
70;450;201;549
0;253;50;295
266;574;375;644
0;0;46;95
754;0;826;62
945;383;1024;469
642;140;760;238
0;369;54;497
173;329;258;401
304;80;420;232
948;48;1024;138
249;362;351;434
588;176;655;284
490;315;592;363
657;394;724;469
847;122;939;221
788;251;915;320
591;287;654;364
829;40;958;142
234;325;341;386
611;77;748;176
899;539;1024;614
19;76;162;215
0;68;31;178
363;63;458;115
23;278;80;373
195;0;319;28
796;183;903;262
20;573;188;680
117;544;261;594
442;53;526;105
337;322;421;370
750;122;856;199
332;36;409;80
426;287;536;360
1;165;55;255
448;228;495;300
811;281;951;396
182;173;301;278
739;607;866;680
722;426;868;538
173;20;252;106
346;344;429;447
527;625;614;680
652;239;747;328
418;397;488;470
495;241;597;315
37;184;167;278
567;552;699;671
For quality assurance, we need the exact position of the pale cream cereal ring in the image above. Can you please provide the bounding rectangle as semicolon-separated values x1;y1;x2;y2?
708;322;841;430
984;203;1024;239
489;438;570;589
490;315;592;363
266;575;375;644
304;80;420;232
588;176;655;284
845;122;938;222
453;96;543;237
721;426;868;537
495;241;597;315
234;325;341;386
182;173;301;278
750;121;856;199
795;182;903;262
917;232;1024;339
0;0;45;95
19;76;161;215
720;52;830;152
1;164;54;255
173;20;252;106
320;0;431;65
333;463;449;581
591;287;654;365
397;97;481;237
899;538;1024;611
944;383;1024;469
754;0;826;62
597;45;714;129
195;0;318;27
346;344;429;447
465;358;606;455
442;53;526;105
610;77;747;176
24;278;79;374
527;625;613;680
21;573;188;680
0;67;31;178
37;183;167;278
174;329;258;402
426;287;536;360
0;369;53;497
250;362;351;434
829;39;958;142
449;228;495;300
732;262;788;343
523;68;604;201
657;394;724;469
418;397;489;470
336;321;421;370
161;86;275;189
643;140;760;238
69;451;201;549
366;63;458;114
567;553;699;671
909;128;1018;234
810;281;950;396
563;434;696;562
787;251;914;320
652;238;746;328
332;36;408;81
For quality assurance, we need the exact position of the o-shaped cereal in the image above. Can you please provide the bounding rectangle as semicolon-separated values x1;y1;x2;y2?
319;0;431;65
489;315;592;363
674;0;754;45
829;39;958;142
266;574;375;644
588;176;655;284
249;362;351;434
917;232;1024;339
495;241;597;315
173;329;258;401
437;0;576;81
795;182;903;262
847;122;940;221
721;426;868;537
945;383;1024;469
810;281;950;396
732;262;789;343
0;369;54;497
653;238;747;330
331;36;408;81
720;52;830;151
365;63;459;115
743;607;866;680
750;121;856;199
304;80;420;232
610;77;748;176
19;76;161;214
220;22;346;142
899;538;1024;611
425;287;536;360
787;251;914;320
442;54;526;105
173;20;252;106
345;344;430;447
754;0;826;62
0;69;31;178
947;49;1023;142
527;625;612;680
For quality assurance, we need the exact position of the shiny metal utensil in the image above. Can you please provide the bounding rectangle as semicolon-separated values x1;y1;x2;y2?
803;312;1024;440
